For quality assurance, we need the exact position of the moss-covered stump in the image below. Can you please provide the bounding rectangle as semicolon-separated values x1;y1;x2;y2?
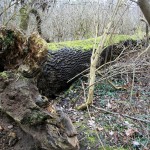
0;71;79;150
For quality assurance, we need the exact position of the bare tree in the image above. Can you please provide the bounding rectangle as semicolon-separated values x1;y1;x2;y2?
0;0;145;42
78;0;124;110
19;0;56;35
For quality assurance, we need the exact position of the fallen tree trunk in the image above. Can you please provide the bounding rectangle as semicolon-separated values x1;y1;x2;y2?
36;49;92;98
36;40;144;98
0;27;145;98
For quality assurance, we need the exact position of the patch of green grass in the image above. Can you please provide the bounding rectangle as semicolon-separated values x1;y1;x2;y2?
87;136;97;144
48;34;141;51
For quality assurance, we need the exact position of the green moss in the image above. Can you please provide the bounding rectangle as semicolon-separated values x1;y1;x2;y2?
48;34;142;51
0;72;8;79
87;136;96;144
19;5;29;30
0;29;15;51
21;110;49;125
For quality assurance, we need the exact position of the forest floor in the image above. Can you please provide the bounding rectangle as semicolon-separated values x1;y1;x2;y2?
0;45;149;150
55;48;150;150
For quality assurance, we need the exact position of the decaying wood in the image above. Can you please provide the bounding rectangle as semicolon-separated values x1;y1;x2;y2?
0;71;79;150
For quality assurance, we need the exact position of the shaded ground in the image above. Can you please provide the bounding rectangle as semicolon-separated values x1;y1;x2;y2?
55;49;150;150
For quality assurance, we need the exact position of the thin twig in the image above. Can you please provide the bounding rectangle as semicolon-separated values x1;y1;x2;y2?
130;65;135;102
5;12;18;26
135;45;150;61
73;57;149;107
92;105;150;123
0;1;19;17
67;68;89;83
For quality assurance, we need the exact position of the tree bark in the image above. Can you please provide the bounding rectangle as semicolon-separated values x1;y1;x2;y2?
140;18;149;47
37;49;92;98
138;0;150;25
30;9;42;35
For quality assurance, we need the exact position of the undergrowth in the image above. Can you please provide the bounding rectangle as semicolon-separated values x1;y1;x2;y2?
56;49;149;150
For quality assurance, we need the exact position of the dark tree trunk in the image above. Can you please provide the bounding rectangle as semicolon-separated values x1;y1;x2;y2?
37;49;92;98
34;39;143;98
141;18;149;47
30;9;42;36
0;27;145;99
138;0;150;25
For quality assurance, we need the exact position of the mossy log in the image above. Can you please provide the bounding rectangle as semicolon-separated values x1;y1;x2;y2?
35;40;144;98
0;27;145;98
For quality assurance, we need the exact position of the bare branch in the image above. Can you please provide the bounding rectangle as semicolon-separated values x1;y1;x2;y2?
0;1;19;17
93;106;150;124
